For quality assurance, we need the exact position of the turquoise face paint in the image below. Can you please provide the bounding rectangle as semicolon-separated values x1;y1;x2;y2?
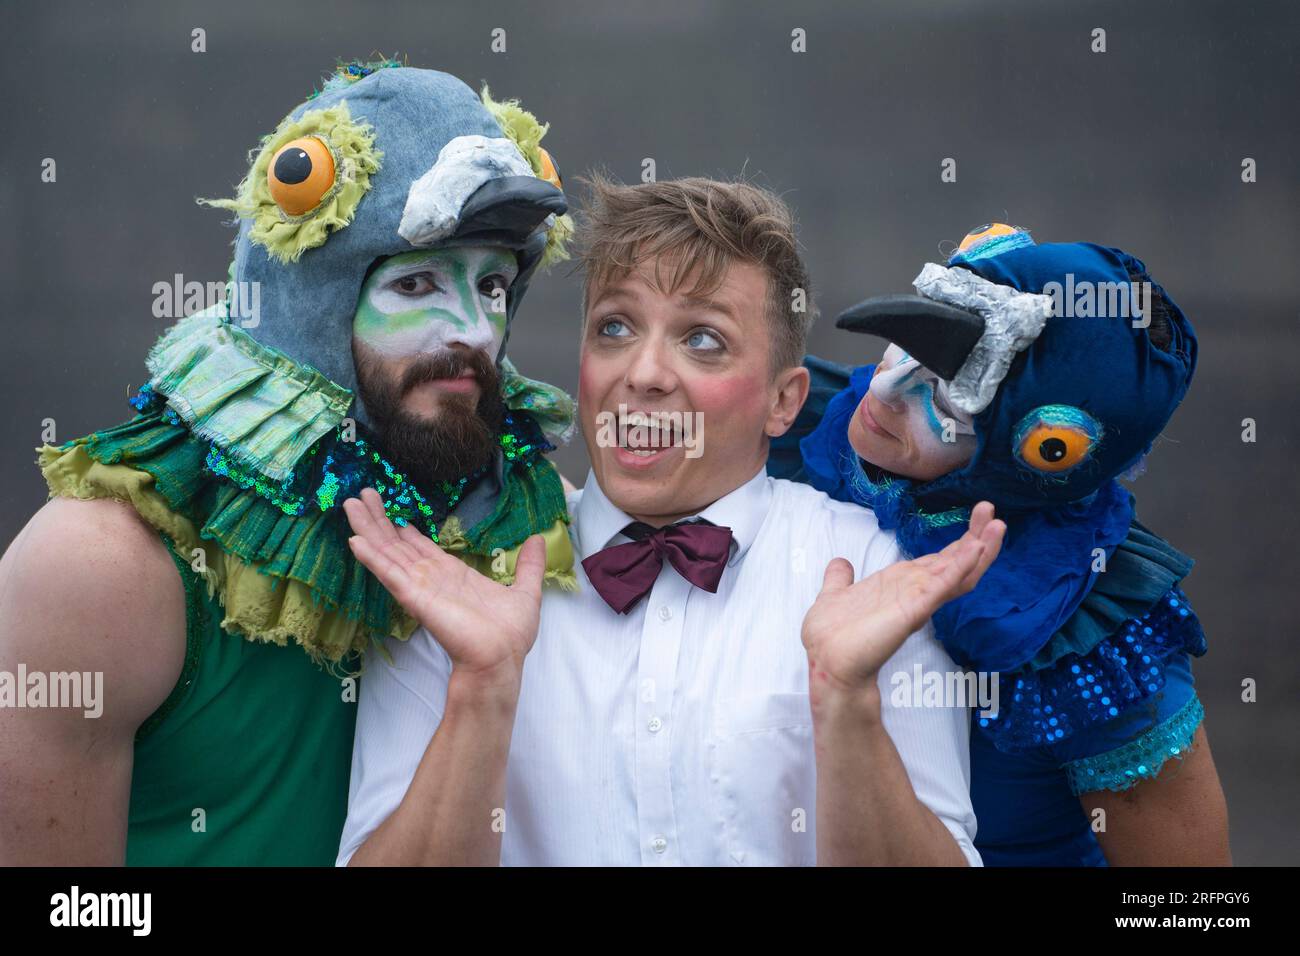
870;346;975;438
352;245;518;360
906;381;950;442
859;343;978;478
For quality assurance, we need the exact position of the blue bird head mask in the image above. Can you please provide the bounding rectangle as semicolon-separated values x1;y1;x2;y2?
836;224;1198;514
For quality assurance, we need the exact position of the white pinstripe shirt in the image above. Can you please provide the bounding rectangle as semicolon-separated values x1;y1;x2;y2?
338;468;980;866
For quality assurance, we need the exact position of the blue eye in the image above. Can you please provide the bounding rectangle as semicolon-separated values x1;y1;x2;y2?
599;319;629;337
687;329;723;351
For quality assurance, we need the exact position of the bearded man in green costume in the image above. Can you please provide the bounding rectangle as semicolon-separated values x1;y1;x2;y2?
0;60;577;865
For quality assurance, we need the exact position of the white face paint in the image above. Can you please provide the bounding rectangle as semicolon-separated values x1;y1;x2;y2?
847;344;978;481
352;245;519;361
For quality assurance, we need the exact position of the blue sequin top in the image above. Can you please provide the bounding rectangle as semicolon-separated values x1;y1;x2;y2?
972;590;1205;867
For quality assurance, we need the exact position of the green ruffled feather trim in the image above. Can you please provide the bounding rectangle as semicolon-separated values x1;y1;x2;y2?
437;514;579;593
146;305;353;483
499;355;576;448
39;412;408;660
41;296;579;663
480;85;573;269
1066;694;1204;794
145;308;577;478
37;407;575;663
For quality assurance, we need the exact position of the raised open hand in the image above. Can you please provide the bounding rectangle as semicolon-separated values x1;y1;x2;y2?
344;487;545;684
802;501;1006;693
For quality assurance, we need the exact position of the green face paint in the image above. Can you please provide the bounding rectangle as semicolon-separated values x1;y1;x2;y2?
352;245;518;359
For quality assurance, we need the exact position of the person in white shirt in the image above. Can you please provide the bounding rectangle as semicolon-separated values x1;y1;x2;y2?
336;175;1005;866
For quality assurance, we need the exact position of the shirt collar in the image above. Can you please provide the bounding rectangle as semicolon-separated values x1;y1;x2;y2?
575;466;771;567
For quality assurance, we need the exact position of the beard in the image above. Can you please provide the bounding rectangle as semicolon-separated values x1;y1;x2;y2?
353;343;505;492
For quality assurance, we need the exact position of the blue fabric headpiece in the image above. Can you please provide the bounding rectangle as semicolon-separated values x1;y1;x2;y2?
921;236;1198;513
801;227;1198;670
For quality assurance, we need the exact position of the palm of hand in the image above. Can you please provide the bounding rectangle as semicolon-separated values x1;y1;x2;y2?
803;502;1006;692
343;488;546;679
804;558;966;689
398;550;540;672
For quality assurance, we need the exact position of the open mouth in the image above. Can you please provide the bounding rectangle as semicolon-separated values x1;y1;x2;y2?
613;408;687;464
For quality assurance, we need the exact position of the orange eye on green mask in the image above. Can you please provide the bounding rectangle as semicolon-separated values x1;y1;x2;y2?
1013;405;1102;474
196;102;379;263
536;147;562;190
267;136;337;216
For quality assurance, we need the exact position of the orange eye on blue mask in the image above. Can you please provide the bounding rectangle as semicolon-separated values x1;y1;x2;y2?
267;136;337;216
1013;405;1102;474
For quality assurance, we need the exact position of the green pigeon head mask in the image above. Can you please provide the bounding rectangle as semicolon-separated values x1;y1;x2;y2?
195;60;573;446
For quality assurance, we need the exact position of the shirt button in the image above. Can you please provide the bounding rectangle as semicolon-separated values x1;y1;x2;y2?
647;716;663;733
651;836;668;854
658;605;672;622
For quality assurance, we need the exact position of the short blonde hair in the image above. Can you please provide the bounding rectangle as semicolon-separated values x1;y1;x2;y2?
576;174;816;373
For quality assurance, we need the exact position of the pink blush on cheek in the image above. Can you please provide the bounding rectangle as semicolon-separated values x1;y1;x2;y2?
685;372;767;418
681;371;773;452
577;352;614;409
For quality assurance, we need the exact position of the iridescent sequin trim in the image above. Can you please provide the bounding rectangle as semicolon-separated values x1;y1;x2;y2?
977;587;1206;752
128;382;158;413
845;453;970;544
950;228;1035;265
1066;693;1204;794
132;385;552;544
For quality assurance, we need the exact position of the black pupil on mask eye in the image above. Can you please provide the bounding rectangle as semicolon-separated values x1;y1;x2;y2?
274;148;313;185
1040;437;1067;462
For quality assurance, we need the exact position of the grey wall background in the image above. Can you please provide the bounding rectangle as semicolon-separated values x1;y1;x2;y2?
3;1;1296;864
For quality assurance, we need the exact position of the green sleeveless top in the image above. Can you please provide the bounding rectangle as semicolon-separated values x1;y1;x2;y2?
37;381;573;866
125;538;357;866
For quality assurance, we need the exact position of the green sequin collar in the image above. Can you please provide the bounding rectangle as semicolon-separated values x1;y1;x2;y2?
132;382;552;544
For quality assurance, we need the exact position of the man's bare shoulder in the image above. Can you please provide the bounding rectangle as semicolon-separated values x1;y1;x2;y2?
0;497;187;730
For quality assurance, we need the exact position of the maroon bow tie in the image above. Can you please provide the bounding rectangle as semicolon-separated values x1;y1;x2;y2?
582;519;734;614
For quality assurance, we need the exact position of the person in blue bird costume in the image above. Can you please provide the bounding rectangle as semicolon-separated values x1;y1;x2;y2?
769;224;1231;865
